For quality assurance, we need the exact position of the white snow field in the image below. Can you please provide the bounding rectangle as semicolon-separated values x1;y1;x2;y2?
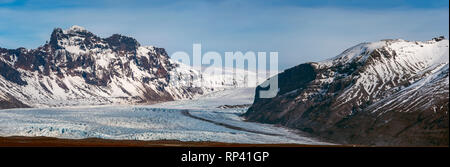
0;88;329;145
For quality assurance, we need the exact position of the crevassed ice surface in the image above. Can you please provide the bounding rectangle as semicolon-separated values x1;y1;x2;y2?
0;88;329;145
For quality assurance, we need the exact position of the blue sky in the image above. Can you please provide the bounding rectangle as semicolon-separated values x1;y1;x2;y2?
0;0;449;69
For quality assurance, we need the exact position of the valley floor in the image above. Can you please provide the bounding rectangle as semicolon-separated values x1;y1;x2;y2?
0;88;330;145
0;136;334;147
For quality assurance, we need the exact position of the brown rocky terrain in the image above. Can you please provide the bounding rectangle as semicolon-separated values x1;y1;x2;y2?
0;136;337;147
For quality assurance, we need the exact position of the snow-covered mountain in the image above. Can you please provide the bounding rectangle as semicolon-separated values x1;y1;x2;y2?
0;26;258;109
245;37;449;146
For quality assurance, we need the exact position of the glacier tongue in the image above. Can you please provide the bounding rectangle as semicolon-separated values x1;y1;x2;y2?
0;87;329;145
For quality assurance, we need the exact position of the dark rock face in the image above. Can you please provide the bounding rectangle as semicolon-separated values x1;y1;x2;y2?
105;34;140;53
254;64;316;100
245;39;449;146
0;93;29;109
246;63;317;124
0;61;27;85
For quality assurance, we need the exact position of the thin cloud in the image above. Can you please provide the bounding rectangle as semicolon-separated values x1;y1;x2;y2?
0;0;448;69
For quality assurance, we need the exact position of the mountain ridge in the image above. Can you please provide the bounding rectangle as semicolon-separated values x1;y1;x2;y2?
245;37;449;146
0;26;255;109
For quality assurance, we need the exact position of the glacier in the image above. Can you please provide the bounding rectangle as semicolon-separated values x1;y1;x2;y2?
0;88;329;145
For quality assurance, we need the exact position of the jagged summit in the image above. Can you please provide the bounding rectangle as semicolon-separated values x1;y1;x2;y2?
66;25;87;32
48;25;140;54
51;25;92;36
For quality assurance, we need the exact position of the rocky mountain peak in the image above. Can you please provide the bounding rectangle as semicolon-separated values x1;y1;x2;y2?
50;26;95;39
49;26;100;51
67;25;87;32
48;26;140;54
